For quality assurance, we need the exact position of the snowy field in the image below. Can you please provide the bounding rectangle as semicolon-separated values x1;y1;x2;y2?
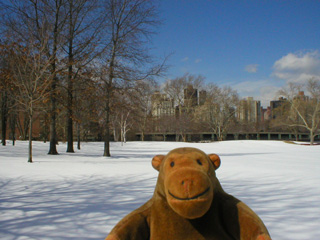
0;140;319;240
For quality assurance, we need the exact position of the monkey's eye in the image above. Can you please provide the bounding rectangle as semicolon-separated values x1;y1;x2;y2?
170;161;175;167
196;159;202;165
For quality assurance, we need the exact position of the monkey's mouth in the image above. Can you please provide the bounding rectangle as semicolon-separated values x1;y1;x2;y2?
168;187;210;201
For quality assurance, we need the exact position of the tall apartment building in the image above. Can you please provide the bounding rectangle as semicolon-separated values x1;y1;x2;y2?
183;85;198;108
198;90;207;106
238;97;261;122
151;91;175;118
295;91;309;101
270;92;310;119
183;85;207;107
151;86;207;118
261;106;271;121
270;97;287;119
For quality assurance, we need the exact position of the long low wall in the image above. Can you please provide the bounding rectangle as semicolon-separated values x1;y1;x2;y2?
136;132;320;142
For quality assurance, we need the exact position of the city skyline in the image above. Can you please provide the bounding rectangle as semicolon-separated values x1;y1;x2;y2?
151;0;320;107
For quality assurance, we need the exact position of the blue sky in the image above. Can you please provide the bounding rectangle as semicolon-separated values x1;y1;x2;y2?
152;0;320;107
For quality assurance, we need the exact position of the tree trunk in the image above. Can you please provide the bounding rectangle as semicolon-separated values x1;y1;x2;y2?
104;106;111;156
9;112;16;146
1;91;8;146
48;76;58;155
23;115;30;140
66;3;74;153
113;125;119;142
217;127;222;141
48;4;60;155
28;114;33;163
66;73;74;152
103;41;116;156
141;115;147;141
310;130;314;145
77;121;81;150
103;87;111;156
182;133;186;142
104;127;111;157
66;114;74;152
66;67;74;152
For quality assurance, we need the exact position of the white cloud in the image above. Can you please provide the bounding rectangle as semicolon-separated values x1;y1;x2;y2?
245;64;259;73
181;57;189;62
273;51;320;83
230;80;282;107
195;59;202;64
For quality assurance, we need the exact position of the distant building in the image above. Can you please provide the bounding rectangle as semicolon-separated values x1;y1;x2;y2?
151;86;207;118
183;85;207;107
295;91;310;101
184;85;198;108
262;106;271;121
198;90;207;106
238;97;261;122
270;97;287;119
151;91;175;118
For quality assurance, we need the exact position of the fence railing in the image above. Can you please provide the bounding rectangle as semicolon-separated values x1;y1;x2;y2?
135;132;320;142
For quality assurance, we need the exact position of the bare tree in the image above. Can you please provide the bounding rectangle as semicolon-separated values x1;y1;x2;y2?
196;84;239;141
119;110;132;144
7;38;54;162
0;44;10;146
99;0;165;156
110;108;132;144
130;80;157;141
110;113;120;142
63;0;102;152
109;90;134;144
45;0;68;155
2;0;70;155
0;85;8;146
1;0;166;152
72;69;102;149
1;41;25;146
278;79;320;145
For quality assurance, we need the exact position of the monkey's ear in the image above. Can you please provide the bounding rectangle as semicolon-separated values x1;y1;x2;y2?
208;154;221;170
152;155;165;171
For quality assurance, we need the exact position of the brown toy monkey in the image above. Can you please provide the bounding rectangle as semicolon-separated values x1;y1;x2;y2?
106;147;271;240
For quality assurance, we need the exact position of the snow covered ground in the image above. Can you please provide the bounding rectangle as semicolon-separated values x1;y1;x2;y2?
0;140;319;240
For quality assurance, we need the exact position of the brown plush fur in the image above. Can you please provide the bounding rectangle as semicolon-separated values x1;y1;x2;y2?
106;147;271;240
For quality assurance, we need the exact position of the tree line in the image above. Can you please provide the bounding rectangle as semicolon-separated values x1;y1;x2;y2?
0;0;166;162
